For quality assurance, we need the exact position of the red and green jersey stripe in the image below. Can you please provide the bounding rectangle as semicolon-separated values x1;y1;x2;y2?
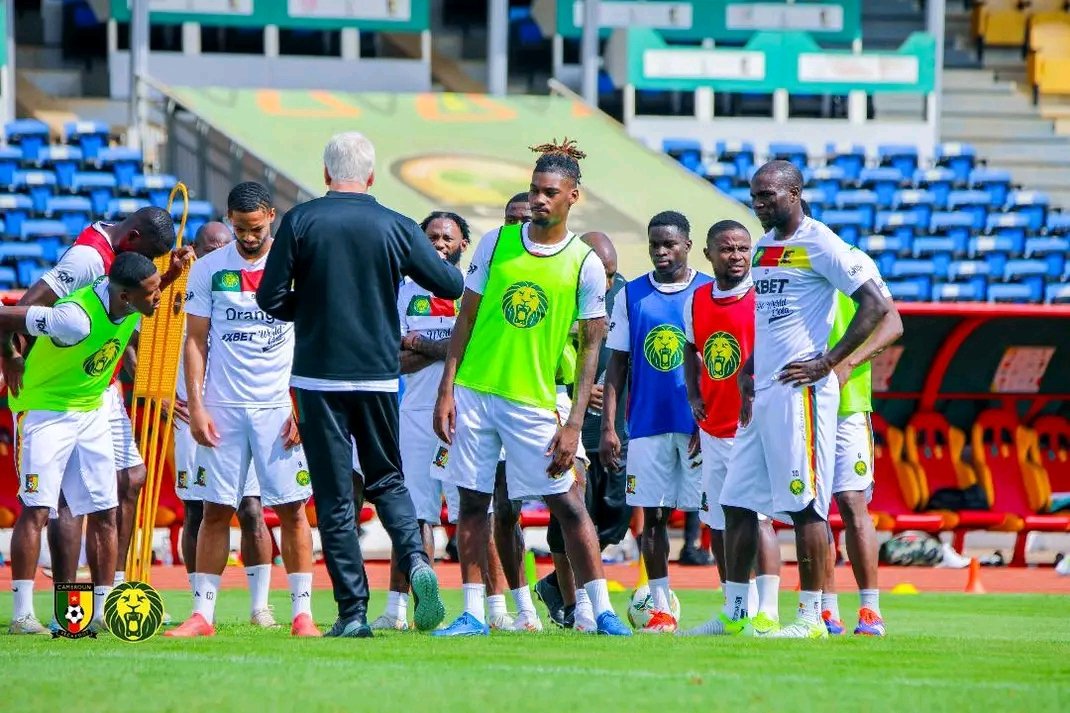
211;269;264;292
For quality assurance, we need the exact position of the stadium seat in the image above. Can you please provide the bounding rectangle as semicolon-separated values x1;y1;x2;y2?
46;195;93;237
912;235;959;261
821;209;866;245
662;138;703;173
1002;258;1050;282
1046;212;1070;235
0;193;33;238
1045;283;1070;303
930;211;975;248
935;142;977;185
988;282;1038;302
71;171;118;215
947;260;991;297
800;188;828;220
0;242;45;262
807;167;844;203
877;144;919;179
715;141;755;177
859;234;909;261
825;143;866;182
19;219;70;243
0;266;17;289
131;173;179;208
885;279;928;301
4;119;50;161
875;211;919;242
96;146;144;191
967;237;1016;278
946;190;991;231
1030;415;1070;511
702;162;737;192
1024;236;1068;276
913;168;956;209
0;145;21;186
969;167;1013;208
860;167;904;206
892;189;936;228
729;187;752;206
933;281;985;301
834;190;878;230
12;169;58;214
985;213;1030;252
768;142;808;172
36;145;84;191
1007;190;1050;232
173;200;215;239
105;197;151;220
974;0;1028;52
64;120;110;161
970;409;1070;565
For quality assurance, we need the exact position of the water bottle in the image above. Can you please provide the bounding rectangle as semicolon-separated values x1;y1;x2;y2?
587;371;605;417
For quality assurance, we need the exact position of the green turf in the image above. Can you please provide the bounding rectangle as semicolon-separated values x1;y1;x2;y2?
2;589;1067;712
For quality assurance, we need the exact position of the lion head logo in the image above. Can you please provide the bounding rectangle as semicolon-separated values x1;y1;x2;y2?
642;324;686;372
82;338;122;377
104;581;164;643
501;281;548;329
703;331;742;381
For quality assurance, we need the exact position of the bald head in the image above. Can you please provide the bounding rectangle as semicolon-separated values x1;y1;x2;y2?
753;159;804;193
193;221;234;258
580;231;617;282
750;159;804;234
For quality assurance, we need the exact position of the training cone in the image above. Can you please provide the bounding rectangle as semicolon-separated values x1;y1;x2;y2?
524;550;538;590
636;555;649;588
607;580;626;593
964;557;986;594
891;583;919;595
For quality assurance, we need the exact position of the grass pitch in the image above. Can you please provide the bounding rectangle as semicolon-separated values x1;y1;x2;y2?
2;588;1068;712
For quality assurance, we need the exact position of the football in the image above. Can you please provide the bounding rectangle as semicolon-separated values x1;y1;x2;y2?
65;604;85;625
627;585;682;629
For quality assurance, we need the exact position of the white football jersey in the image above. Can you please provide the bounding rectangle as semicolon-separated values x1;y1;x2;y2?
397;274;460;411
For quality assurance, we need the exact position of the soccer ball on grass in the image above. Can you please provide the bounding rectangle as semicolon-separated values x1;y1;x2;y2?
627;584;681;629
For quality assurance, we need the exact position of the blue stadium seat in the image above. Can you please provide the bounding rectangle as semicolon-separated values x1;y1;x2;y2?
1046;283;1070;304
663;139;703;173
64;120;110;161
96;147;143;191
106;197;150;220
930;211;974;247
71;171;118;215
877;144;918;179
968;235;1017;261
834;190;878;230
1004;258;1054;282
702;162;737;192
0;145;21;186
36;145;84;191
12;169;58;213
892;189;936;229
768;142;808;172
800;188;828;220
0;193;33;238
946;190;991;231
0;265;18;289
1046;212;1070;236
1023;237;1068;278
875;211;919;241
988;282;1039;303
913;168;956;209
174;200;215;239
0;242;46;261
859;234;910;258
821;209;867;245
985;213;1030;251
825;143;866;182
4;119;50;161
968;167;1013;208
809;166;846;202
935;142;977;185
729;187;752;206
131;173;179;208
46;195;93;237
947;260;991;297
1006;190;1049;232
912;236;959;260
885;279;928;301
891;258;941;280
859;167;903;207
19;219;70;243
716;141;755;178
933;281;985;302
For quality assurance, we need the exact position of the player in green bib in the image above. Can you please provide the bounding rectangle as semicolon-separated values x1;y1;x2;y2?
432;138;630;636
5;253;161;634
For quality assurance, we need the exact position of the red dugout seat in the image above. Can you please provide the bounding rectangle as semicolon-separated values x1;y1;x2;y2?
0;408;20;528
1031;415;1070;511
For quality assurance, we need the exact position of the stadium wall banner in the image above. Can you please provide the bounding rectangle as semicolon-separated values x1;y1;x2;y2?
609;27;935;95
110;0;430;32
535;0;861;44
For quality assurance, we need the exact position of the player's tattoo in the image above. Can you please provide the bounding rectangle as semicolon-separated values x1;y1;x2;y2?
569;317;606;429
411;334;451;361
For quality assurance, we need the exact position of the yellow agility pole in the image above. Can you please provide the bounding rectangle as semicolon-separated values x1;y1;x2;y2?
125;182;192;583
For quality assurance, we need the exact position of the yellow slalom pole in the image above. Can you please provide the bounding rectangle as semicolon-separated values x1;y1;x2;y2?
125;182;192;583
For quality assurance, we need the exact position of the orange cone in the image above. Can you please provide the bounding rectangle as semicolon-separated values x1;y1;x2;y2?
964;557;986;594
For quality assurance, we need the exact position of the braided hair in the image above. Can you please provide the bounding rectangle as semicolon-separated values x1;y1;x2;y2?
529;137;586;185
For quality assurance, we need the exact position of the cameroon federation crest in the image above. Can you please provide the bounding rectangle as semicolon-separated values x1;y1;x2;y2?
789;478;805;496
854;459;868;476
24;473;39;494
53;582;96;639
643;324;686;372
104;581;164;643
296;469;311;487
194;465;207;487
176;470;188;489
501;281;548;329
82;338;122;377
433;446;449;469
703;331;742;381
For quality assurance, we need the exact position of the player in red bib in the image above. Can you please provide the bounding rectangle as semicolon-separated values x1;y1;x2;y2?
680;220;783;636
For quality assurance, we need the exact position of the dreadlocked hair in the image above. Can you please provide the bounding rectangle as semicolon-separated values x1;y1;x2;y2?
529;137;586;184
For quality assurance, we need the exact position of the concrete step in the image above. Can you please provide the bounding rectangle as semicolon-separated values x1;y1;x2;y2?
941;116;1056;139
941;92;1037;117
20;68;84;99
964;139;1070;165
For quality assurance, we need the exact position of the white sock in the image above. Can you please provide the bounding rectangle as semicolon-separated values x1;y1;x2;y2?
93;585;111;623
574;589;594;621
487;594;507;619
747;579;759;620
511;586;536;615
194;573;221;624
860;589;881;616
12;580;34;619
463;583;486;624
583;578;612;616
78;538;88;568
822;592;840;620
799;590;822;625
288;572;313;619
722;581;749;620
113;571;126;587
385;590;408;619
246;564;271;615
649;576;671;612
756;574;780;619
